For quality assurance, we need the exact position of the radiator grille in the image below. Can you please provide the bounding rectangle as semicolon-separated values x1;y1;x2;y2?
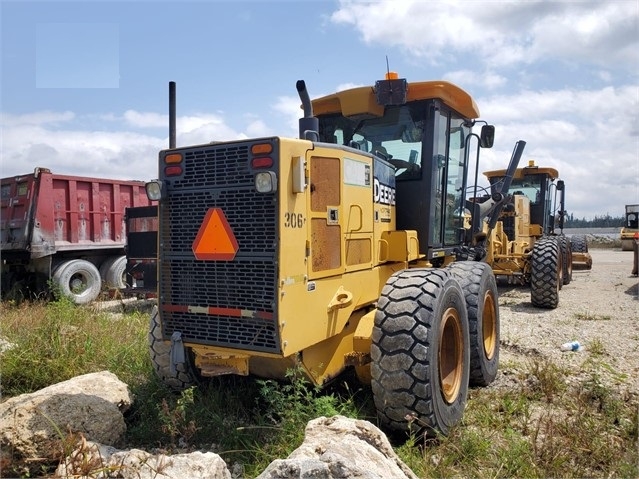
158;140;280;353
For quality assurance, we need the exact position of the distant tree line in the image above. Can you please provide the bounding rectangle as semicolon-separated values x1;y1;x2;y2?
563;213;625;228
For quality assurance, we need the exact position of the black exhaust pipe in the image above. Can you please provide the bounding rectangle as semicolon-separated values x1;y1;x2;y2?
169;81;176;149
296;80;319;141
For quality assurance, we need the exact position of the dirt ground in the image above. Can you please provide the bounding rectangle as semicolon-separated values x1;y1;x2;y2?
492;248;639;395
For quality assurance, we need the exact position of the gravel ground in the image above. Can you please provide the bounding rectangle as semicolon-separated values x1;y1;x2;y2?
492;247;639;395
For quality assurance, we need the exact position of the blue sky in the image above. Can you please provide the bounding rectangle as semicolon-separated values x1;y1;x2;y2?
1;0;637;220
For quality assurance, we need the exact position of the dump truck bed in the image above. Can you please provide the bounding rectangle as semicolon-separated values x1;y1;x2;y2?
0;167;152;259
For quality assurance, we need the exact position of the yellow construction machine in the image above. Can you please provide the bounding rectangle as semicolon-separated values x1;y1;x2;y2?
620;204;639;251
469;160;591;309
144;74;520;437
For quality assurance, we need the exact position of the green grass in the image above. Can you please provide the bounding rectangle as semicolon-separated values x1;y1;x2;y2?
1;298;637;478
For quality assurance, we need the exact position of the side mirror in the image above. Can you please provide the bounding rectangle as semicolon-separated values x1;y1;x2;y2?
480;125;495;148
557;180;565;191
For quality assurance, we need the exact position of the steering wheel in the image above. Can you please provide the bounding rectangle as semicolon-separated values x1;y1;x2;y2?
389;158;420;177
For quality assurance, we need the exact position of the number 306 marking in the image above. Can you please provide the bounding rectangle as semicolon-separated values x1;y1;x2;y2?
284;212;305;228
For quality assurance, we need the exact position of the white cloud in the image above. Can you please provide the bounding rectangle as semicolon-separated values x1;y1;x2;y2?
0;111;247;181
331;0;639;71
445;70;507;91
123;110;166;129
475;84;639;218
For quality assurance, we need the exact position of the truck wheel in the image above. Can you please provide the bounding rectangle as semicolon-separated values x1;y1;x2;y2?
570;234;589;253
559;236;573;285
531;238;560;309
447;261;499;386
371;268;470;437
99;256;127;288
52;259;102;305
149;306;199;391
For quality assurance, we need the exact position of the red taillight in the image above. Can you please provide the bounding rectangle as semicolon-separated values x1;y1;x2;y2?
164;165;183;176
251;157;274;168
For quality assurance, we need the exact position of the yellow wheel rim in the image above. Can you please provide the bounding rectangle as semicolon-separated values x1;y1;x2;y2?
439;307;463;404
483;290;497;361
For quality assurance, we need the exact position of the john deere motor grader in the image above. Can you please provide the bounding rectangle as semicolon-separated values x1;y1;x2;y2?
620;204;639;251
472;160;590;309
145;74;516;437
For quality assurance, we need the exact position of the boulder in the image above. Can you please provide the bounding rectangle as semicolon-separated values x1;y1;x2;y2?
256;415;418;479
0;371;132;465
55;440;232;479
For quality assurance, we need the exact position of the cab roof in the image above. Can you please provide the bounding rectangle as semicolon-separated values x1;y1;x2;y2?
484;164;560;180
311;80;480;120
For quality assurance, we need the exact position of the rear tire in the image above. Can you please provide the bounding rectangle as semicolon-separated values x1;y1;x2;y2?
447;261;499;386
371;268;470;437
149;306;199;391
52;259;102;305
571;234;589;253
99;256;127;289
531;238;560;309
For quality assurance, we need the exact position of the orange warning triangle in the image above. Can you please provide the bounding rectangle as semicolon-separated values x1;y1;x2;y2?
192;208;239;260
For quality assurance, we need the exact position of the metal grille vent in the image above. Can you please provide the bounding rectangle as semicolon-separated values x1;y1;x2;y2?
173;145;252;188
160;258;275;312
158;141;280;354
163;190;276;255
164;312;278;352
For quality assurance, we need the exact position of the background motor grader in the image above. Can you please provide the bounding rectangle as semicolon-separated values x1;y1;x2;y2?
620;204;639;251
144;74;513;438
473;160;589;309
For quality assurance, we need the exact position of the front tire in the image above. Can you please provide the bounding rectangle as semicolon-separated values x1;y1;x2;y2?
447;261;500;386
531;238;561;309
371;268;470;437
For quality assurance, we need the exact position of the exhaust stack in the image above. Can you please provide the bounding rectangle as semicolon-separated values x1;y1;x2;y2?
169;81;176;149
296;80;319;141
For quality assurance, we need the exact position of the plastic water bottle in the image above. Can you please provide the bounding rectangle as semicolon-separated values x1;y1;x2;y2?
560;341;581;352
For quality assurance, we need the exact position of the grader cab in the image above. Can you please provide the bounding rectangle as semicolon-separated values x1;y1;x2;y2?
145;73;506;437
477;160;590;309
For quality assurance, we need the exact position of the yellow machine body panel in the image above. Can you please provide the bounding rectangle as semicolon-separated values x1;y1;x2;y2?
185;139;410;385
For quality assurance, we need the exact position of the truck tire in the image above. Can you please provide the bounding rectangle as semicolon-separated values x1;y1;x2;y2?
531;238;560;309
447;261;499;387
571;234;589;253
371;268;470;437
52;259;102;305
149;306;199;391
559;236;573;285
99;256;127;288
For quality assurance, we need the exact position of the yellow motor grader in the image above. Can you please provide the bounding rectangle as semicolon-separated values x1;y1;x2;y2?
143;73;523;438
468;160;591;309
620;204;639;251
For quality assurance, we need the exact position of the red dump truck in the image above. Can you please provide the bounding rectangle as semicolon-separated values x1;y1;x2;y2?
1;167;154;304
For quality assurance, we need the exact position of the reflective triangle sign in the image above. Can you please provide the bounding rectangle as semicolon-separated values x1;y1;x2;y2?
192;208;239;260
